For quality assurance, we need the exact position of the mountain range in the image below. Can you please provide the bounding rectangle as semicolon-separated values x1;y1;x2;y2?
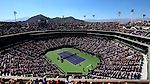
2;14;84;23
85;18;150;23
4;17;29;22
2;14;150;23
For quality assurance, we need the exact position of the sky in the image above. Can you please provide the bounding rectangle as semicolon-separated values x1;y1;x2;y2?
0;0;149;21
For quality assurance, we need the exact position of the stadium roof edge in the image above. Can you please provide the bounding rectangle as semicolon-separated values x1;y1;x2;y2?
89;30;150;40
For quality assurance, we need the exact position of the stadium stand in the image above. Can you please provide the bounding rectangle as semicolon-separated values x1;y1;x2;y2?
0;16;150;38
0;35;145;80
0;15;150;83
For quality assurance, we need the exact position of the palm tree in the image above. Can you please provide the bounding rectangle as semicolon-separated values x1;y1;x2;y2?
83;15;86;20
143;14;146;20
130;9;134;23
131;9;134;15
118;11;121;17
92;15;95;18
14;11;17;22
62;15;64;18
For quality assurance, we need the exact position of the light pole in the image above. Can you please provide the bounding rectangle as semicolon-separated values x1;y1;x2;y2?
14;11;17;22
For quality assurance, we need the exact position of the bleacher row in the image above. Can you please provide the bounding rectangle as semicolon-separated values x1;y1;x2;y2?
0;77;150;84
1;77;150;84
0;35;144;80
0;21;150;38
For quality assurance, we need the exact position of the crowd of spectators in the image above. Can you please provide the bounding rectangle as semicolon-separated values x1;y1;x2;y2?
0;77;150;84
0;35;144;79
0;78;67;84
71;36;144;79
0;41;62;78
0;20;150;37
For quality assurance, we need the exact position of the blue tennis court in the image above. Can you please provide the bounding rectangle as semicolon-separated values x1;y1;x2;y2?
58;51;85;65
59;51;73;59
